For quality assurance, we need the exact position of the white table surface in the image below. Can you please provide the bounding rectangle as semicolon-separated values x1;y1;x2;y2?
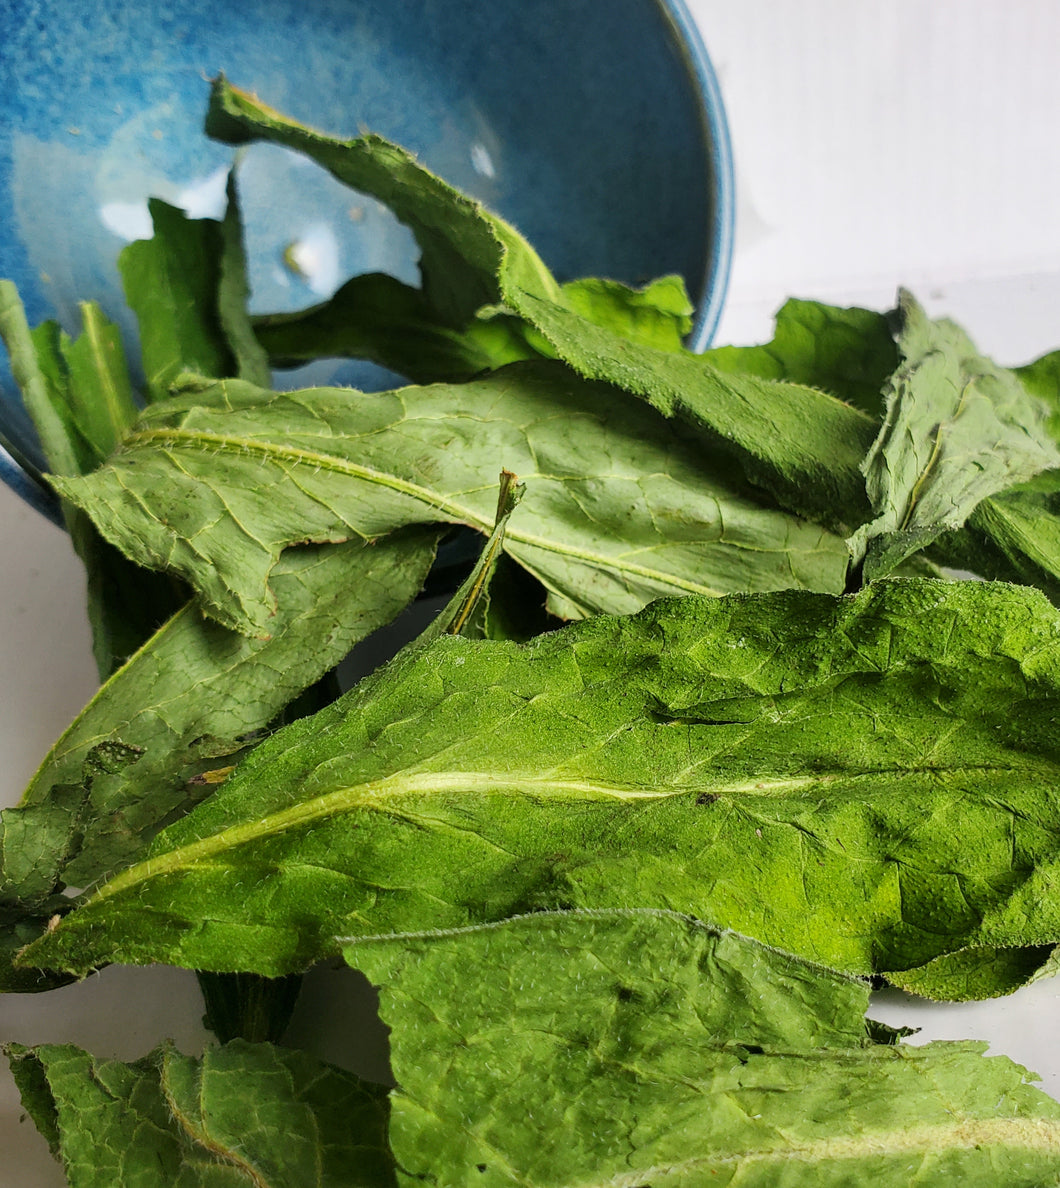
6;4;1060;1183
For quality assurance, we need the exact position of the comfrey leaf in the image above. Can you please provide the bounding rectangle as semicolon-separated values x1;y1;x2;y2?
887;944;1060;1002
1015;347;1060;439
49;365;848;638
0;282;186;676
14;915;1060;1186
1;528;440;903
253;272;694;385
0;901;76;993
344;910;1060;1188
27;303;138;474
205;77;880;533
932;471;1060;602
550;272;695;352
217;169;272;388
703;297;897;419
929;352;1060;602
206;73;563;328
253;272;537;383
21;578;1060;999
118;198;236;401
848;290;1060;582
5;1040;394;1187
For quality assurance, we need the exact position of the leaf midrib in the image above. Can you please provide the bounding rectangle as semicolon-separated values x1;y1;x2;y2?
123;426;725;598
599;1115;1060;1187
86;772;823;903
80;759;1051;909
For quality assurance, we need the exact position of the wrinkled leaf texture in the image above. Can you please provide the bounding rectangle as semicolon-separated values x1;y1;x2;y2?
3;530;440;896
13;911;1060;1186
849;291;1060;580
20;578;1060;1001
6;1039;393;1187
49;365;849;638
205;76;880;532
349;910;1060;1187
723;293;1060;607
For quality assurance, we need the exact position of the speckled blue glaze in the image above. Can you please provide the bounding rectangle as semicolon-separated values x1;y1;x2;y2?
0;0;733;521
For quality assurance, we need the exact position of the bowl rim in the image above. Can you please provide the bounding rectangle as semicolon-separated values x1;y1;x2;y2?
0;1;735;526
658;0;735;351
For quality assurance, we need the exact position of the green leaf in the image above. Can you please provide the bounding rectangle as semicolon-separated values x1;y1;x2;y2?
15;916;1060;1186
0;282;185;675
5;1040;394;1187
848;291;1060;581
346;909;1060;1187
22;578;1060;997
1015;347;1060;440
52;302;140;465
253;271;537;382
49;365;849;638
3;527;440;902
419;469;523;643
557;273;694;352
934;337;1060;603
7;1044;62;1154
0;279;83;477
703;297;897;418
510;287;879;532
1;781;95;905
206;74;562;328
218;170;272;388
118;198;236;401
932;472;1060;600
888;944;1060;1001
204;78;879;533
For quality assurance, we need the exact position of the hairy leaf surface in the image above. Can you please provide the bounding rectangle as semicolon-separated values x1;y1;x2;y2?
21;579;1060;998
14;914;1060;1186
346;910;1060;1187
50;364;848;637
206;74;562;329
849;291;1060;580
558;273;694;351
253;273;692;385
6;1040;393;1187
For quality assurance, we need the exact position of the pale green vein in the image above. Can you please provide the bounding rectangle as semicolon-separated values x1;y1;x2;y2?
80;303;129;437
78;756;1047;909
603;1117;1060;1187
85;772;828;904
159;1054;271;1188
124;425;492;527
123;425;725;600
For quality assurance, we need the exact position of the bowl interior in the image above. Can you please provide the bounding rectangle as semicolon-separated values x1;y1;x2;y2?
0;0;731;500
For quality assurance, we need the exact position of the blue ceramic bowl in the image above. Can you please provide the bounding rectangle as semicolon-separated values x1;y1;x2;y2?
0;0;733;522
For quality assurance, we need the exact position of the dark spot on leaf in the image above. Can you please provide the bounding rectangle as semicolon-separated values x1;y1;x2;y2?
696;793;719;806
476;1165;487;1173
616;985;637;1003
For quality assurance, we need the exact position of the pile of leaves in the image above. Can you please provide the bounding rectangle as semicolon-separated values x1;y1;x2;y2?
4;77;1060;1184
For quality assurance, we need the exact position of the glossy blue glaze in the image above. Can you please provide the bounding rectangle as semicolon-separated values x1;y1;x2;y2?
0;0;733;520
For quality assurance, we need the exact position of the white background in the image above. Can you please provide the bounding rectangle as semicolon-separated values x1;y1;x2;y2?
5;3;1060;1183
